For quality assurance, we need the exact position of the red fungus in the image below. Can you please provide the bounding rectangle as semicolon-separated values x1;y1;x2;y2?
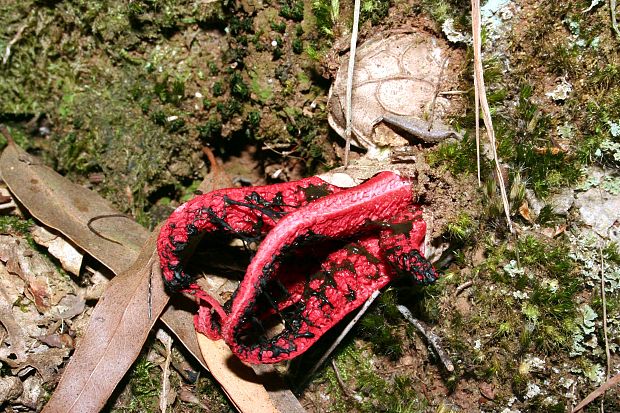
157;171;437;364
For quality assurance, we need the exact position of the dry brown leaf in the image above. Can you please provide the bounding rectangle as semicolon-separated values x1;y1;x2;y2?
0;300;27;365
0;141;303;412
42;231;167;413
518;201;534;223
0;141;206;368
197;335;281;413
31;226;83;276
0;143;146;274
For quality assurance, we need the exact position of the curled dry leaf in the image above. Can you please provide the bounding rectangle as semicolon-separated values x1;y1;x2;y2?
0;234;74;312
42;231;168;413
1;141;303;413
31;226;83;276
0;142;145;274
0;142;206;368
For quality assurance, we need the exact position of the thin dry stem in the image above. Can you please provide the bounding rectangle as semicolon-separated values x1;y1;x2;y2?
471;0;513;233
600;245;611;380
158;330;173;413
308;290;380;378
397;305;454;372
572;373;620;412
3;22;28;65
331;359;354;399
344;0;361;168
455;280;473;296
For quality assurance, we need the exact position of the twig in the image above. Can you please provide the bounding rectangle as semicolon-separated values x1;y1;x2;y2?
397;305;454;372
331;359;353;399
472;44;481;186
572;373;620;412
0;125;15;144
343;0;362;168
158;330;173;413
307;290;380;378
599;245;611;381
611;0;620;39
438;90;468;96
3;22;28;65
471;0;513;233
455;280;473;296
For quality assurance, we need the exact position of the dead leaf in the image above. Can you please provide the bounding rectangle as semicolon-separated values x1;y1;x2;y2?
1;141;303;413
16;375;43;410
197;335;281;413
541;224;567;238
37;334;74;349
0;302;27;366
533;146;563;155
31;226;83;276
42;231;167;413
0;376;23;404
0;142;145;275
28;277;50;312
16;347;69;383
479;382;495;400
54;294;86;320
0;142;206;369
518;201;534;223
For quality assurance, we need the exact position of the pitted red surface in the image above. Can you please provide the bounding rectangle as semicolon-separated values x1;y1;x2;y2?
157;172;437;363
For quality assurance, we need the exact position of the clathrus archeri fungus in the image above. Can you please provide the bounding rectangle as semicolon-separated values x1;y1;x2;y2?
157;171;437;364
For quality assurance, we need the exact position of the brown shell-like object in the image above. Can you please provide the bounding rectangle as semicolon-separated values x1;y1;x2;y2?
328;31;460;151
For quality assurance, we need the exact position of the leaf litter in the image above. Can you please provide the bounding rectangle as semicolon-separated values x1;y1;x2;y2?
0;137;302;412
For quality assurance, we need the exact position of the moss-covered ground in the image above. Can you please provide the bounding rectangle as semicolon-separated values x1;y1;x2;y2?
1;0;619;412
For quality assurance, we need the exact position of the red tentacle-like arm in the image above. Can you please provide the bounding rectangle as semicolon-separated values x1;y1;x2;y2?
157;171;437;363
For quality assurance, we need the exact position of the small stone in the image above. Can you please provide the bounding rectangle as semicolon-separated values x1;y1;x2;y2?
549;188;574;215
479;382;495;400
574;188;620;239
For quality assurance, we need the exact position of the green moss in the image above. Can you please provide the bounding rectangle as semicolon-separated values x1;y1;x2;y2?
292;37;303;54
356;290;404;360
444;212;476;243
51;71;199;214
320;344;428;413
283;107;333;170
279;0;305;22
311;0;339;37
212;81;225;97
195;374;235;412
230;72;249;100
427;134;478;175
272;36;284;59
361;0;390;26
216;99;241;122
180;180;202;202
0;216;33;236
114;356;159;412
